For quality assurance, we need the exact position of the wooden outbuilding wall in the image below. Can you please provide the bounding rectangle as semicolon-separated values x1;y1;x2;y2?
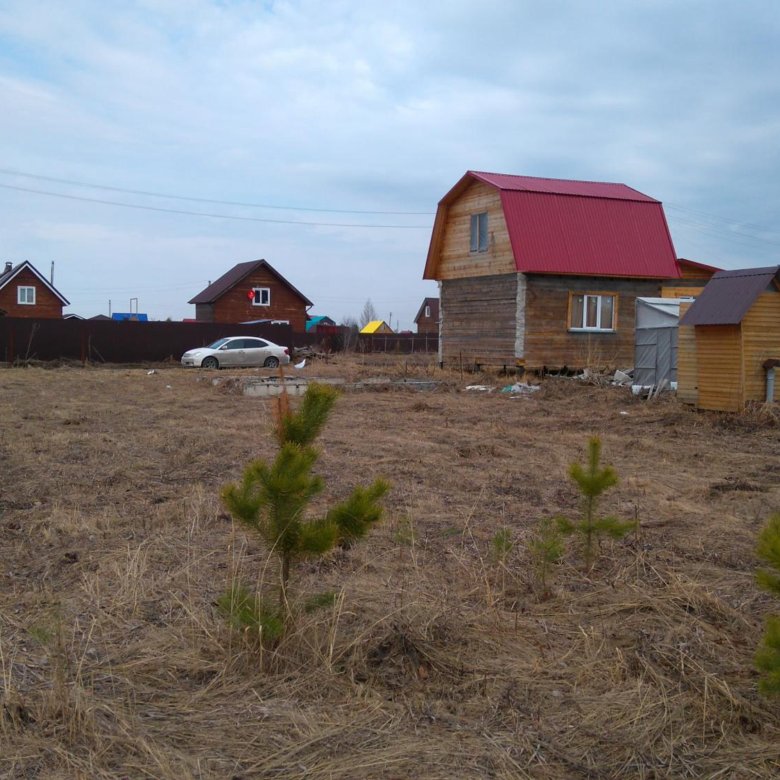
676;301;698;405
678;292;780;411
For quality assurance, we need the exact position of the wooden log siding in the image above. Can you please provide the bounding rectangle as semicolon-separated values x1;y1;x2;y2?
522;275;662;370
676;301;698;405
740;292;780;404
695;325;743;412
436;181;515;280
440;273;518;366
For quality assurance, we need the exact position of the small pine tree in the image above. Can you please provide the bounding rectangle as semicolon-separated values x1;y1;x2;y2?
755;514;780;695
222;382;390;617
528;517;565;597
556;436;634;570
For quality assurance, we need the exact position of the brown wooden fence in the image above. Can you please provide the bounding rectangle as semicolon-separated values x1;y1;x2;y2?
0;318;295;364
0;318;440;364
357;332;438;354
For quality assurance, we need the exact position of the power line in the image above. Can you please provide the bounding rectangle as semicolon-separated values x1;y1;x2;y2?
0;183;432;229
665;204;780;248
0;167;435;216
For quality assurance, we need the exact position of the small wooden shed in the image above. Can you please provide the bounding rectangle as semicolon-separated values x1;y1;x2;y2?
678;266;780;411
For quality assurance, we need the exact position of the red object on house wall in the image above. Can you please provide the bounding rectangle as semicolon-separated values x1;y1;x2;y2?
188;259;313;332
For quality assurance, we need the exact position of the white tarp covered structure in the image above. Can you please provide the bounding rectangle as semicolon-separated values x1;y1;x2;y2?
634;298;688;387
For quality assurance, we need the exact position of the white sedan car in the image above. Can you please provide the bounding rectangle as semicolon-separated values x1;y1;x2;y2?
181;337;290;369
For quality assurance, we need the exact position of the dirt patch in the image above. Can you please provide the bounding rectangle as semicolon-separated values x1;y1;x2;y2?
1;358;779;778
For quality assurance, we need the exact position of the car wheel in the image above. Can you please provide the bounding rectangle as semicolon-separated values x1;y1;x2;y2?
264;356;280;368
201;356;219;369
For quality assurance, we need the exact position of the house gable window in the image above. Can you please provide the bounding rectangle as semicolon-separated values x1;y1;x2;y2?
17;286;36;305
569;293;616;331
251;287;271;306
470;212;489;253
424;305;431;318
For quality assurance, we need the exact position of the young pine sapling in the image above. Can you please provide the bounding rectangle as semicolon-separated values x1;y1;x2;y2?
528;517;565;597
755;514;780;695
221;382;389;622
556;436;634;570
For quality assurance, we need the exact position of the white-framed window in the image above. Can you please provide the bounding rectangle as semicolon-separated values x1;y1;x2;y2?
17;286;35;305
424;305;431;318
470;212;489;253
251;287;270;306
569;293;616;331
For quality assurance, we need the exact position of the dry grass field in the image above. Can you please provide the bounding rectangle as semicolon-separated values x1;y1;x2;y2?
1;356;779;779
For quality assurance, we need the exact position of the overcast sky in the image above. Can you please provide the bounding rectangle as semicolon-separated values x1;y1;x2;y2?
1;0;778;326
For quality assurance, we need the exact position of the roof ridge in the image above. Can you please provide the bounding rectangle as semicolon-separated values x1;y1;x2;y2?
469;170;628;188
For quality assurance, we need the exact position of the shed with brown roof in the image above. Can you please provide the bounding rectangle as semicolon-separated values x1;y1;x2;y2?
677;266;780;411
188;259;313;332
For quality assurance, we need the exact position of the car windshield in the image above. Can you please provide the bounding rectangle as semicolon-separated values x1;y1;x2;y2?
206;338;231;349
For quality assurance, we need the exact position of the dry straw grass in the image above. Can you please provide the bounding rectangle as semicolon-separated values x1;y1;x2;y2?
1;358;779;778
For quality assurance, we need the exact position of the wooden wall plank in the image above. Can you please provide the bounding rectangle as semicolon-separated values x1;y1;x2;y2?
676;301;698;405
440;273;518;365
741;292;780;403
523;275;661;370
437;181;515;280
695;325;743;412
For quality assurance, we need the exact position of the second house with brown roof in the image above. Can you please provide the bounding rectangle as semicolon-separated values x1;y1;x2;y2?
189;259;313;332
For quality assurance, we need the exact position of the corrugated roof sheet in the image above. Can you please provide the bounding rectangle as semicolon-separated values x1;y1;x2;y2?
470;171;658;202
189;259;313;306
500;190;679;278
680;266;780;326
424;171;679;280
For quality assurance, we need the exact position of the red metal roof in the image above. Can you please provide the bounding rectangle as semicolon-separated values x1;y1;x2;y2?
425;171;680;280
470;171;658;202
680;266;780;326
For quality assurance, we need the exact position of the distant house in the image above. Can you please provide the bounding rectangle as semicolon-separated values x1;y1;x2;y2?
678;266;780;411
414;297;439;334
423;171;681;370
306;315;336;333
188;259;313;332
0;261;69;318
360;320;394;334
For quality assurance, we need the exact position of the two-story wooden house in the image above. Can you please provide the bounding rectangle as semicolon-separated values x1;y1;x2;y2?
423;171;681;371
